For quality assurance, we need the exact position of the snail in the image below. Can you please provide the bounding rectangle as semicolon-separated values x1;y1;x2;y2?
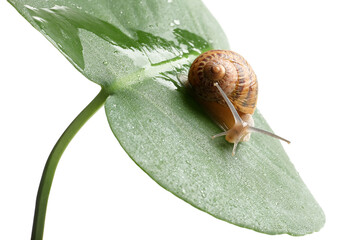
188;50;290;156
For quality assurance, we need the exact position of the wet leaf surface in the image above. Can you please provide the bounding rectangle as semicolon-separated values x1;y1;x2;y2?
9;0;324;235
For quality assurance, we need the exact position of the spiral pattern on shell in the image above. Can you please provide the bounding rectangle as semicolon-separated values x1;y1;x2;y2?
188;50;258;114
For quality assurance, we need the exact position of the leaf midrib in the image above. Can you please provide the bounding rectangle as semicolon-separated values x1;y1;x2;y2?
106;50;211;93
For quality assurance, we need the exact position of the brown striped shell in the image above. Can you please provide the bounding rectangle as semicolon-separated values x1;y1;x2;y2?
188;50;258;115
188;50;290;155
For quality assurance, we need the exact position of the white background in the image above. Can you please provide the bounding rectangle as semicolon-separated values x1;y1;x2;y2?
1;0;359;239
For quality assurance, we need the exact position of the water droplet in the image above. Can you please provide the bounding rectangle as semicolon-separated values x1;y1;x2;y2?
180;43;189;54
103;61;108;65
173;19;180;25
200;189;206;198
168;0;173;2
25;5;37;10
33;16;47;23
170;22;175;27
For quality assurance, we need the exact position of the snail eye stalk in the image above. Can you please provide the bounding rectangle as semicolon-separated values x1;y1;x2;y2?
213;82;244;125
248;126;291;144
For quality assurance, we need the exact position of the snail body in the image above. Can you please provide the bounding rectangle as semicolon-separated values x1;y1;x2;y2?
188;50;289;155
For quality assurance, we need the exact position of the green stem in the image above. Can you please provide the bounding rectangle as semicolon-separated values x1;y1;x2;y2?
31;88;109;240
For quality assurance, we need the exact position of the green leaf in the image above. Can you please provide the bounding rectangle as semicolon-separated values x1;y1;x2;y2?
9;0;324;236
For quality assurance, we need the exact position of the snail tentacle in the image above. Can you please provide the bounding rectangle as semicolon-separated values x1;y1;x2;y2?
248;126;291;144
232;142;238;156
212;131;227;139
214;82;244;125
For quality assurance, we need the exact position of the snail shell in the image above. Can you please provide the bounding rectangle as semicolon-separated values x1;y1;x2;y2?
188;50;258;115
188;50;258;132
188;50;289;155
